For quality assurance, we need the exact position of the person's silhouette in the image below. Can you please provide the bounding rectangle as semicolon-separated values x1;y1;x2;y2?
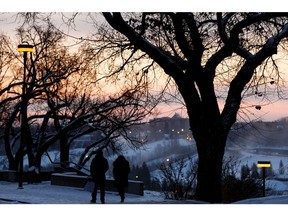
90;149;109;204
113;155;130;203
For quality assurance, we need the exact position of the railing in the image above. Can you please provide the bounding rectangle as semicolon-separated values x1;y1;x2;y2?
45;151;90;176
46;151;144;196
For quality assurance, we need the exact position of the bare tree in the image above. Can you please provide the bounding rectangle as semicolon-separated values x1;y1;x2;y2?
0;17;157;175
4;12;288;203
159;156;197;200
94;12;288;203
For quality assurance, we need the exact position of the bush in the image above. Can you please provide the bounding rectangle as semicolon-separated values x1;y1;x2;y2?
158;156;197;200
222;175;262;203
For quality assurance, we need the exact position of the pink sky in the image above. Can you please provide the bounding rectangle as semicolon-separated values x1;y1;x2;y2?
256;100;288;121
155;98;288;122
1;12;287;123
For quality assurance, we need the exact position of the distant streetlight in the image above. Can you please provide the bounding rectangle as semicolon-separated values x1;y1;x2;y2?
257;161;271;197
17;42;34;189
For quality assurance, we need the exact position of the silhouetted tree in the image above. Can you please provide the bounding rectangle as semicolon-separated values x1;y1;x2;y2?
0;16;158;174
222;158;262;203
100;12;288;202
141;162;151;188
158;157;197;200
241;164;250;180
128;162;152;189
12;12;288;203
251;163;259;178
279;160;285;175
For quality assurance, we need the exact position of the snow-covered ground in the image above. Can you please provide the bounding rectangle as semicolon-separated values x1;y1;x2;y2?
2;138;288;216
1;180;288;216
0;180;177;204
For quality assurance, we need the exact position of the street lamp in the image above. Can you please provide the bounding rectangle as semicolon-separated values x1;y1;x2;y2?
17;42;33;189
18;44;34;53
257;161;271;197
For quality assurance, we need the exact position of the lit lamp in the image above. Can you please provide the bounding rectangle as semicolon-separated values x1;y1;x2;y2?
17;42;34;189
18;44;34;53
257;161;271;197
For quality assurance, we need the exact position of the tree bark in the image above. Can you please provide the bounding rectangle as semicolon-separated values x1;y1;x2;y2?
193;127;227;203
60;134;69;168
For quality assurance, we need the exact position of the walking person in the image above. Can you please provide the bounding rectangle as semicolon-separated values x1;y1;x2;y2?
113;155;130;203
90;149;109;204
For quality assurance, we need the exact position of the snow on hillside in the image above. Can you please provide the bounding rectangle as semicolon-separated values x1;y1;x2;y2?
122;138;197;166
1;138;288;177
2;138;288;199
236;151;287;169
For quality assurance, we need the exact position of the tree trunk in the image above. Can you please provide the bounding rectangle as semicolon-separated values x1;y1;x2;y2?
176;73;229;203
60;134;69;169
4;108;19;170
194;131;227;203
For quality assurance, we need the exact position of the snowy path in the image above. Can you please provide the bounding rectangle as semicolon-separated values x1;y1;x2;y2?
1;180;288;204
1;180;288;216
0;180;202;204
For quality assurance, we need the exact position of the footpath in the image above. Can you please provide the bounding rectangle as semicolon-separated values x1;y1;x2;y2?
0;180;202;204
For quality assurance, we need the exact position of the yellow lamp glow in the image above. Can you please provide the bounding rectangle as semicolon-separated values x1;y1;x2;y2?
257;161;271;168
18;44;33;53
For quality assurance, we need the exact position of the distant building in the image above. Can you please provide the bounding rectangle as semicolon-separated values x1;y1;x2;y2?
148;113;191;141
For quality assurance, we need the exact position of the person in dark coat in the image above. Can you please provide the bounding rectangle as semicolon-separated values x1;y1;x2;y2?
90;149;109;204
113;155;130;203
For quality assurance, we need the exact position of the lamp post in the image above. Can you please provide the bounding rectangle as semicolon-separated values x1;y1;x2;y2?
17;42;33;189
257;161;271;197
